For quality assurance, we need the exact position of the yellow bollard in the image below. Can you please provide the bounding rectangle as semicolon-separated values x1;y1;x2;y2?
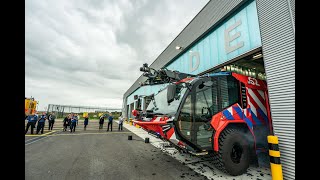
267;135;283;180
129;118;133;126
135;124;140;128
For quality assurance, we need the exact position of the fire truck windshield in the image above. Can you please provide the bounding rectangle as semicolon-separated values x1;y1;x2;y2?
146;86;187;116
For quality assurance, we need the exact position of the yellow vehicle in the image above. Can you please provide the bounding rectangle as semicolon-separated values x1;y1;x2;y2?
25;97;38;118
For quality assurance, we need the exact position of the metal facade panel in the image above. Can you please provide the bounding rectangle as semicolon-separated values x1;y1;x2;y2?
124;0;247;98
256;0;295;179
166;1;261;75
289;0;295;27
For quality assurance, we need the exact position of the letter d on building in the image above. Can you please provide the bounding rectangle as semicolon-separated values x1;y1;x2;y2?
189;51;200;72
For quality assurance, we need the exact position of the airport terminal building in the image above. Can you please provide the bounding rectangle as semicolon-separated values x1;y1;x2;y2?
122;0;295;178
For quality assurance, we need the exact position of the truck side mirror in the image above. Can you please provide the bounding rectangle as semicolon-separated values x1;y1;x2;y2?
167;84;176;103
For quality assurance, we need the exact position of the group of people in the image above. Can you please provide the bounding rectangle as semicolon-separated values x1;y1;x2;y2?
25;112;125;134
99;114;115;131
25;112;56;134
63;113;80;133
99;114;124;131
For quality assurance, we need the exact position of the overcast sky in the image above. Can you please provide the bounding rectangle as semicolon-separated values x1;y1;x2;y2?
26;0;209;111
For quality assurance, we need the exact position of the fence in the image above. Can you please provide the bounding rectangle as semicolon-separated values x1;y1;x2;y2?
47;104;122;119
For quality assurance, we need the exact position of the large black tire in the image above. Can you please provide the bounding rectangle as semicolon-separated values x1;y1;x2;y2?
212;128;251;176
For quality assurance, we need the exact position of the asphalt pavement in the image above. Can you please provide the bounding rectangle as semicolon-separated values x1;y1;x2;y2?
25;119;207;180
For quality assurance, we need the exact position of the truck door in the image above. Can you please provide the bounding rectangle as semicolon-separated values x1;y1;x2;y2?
193;78;219;149
176;94;193;142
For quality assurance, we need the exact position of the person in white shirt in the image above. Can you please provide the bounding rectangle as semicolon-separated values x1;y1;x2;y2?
118;116;124;131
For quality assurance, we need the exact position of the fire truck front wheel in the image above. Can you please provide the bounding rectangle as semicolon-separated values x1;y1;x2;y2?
212;128;250;176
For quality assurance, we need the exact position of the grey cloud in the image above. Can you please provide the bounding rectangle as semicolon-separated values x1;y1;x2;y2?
26;0;209;110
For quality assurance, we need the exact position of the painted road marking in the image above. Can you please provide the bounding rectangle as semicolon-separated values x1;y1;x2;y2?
25;130;56;136
25;122;130;145
25;130;59;145
26;131;131;138
42;132;132;136
25;136;50;146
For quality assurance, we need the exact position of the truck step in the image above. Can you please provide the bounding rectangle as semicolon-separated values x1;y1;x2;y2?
188;151;208;156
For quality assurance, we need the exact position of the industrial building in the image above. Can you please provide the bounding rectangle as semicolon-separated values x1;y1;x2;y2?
122;0;294;178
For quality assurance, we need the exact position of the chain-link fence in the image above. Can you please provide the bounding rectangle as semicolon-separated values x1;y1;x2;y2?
47;104;122;119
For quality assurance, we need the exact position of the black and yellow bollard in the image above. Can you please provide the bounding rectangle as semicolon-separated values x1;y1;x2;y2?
267;135;283;180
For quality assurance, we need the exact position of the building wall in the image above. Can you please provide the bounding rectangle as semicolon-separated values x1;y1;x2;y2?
123;0;295;178
256;0;295;179
165;1;261;75
124;0;261;115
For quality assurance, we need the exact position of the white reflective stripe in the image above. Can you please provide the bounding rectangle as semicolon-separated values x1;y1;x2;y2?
248;88;267;116
247;90;257;116
227;106;233;115
258;90;265;100
169;131;177;141
243;109;247;117
154;117;161;122
249;102;257;116
162;127;171;132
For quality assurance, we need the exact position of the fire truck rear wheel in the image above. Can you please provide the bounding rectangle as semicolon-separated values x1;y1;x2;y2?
212;128;250;176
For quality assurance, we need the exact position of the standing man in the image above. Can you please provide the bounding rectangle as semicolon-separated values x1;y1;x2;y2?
84;116;89;130
68;113;73;132
107;113;113;132
63;115;69;131
25;113;38;134
36;112;47;134
70;115;78;133
48;112;56;131
118;116;124;131
75;114;79;126
99;115;105;130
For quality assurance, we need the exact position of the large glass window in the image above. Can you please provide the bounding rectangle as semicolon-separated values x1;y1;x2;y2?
136;99;142;110
144;96;152;110
194;80;218;148
195;88;212;119
177;95;192;141
220;76;240;109
146;87;187;116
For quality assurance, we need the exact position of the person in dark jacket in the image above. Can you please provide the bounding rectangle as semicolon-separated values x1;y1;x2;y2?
99;115;105;130
48;112;56;131
63;115;69;131
70;115;78;133
25;114;38;134
36;112;47;134
107;114;113;132
67;114;72;132
75;114;79;126
84;116;89;130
